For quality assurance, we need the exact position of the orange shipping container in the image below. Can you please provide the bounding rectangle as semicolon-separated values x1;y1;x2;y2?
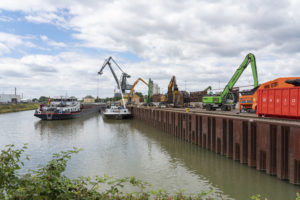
257;87;300;119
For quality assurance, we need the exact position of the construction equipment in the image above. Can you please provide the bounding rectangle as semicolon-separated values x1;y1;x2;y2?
189;86;212;102
204;86;212;92
175;90;190;107
167;76;179;104
158;76;178;107
98;57;132;95
128;78;148;103
202;53;259;111
159;76;190;107
240;77;300;112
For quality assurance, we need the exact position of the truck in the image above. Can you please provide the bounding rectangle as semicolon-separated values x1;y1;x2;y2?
202;53;259;111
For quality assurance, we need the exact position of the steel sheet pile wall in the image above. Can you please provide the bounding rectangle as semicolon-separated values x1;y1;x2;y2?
130;107;300;185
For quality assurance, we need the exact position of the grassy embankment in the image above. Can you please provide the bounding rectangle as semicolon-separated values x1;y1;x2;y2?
0;103;39;114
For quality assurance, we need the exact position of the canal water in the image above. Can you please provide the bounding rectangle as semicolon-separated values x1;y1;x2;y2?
0;110;299;199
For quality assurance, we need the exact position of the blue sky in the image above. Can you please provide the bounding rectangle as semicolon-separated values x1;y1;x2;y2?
0;10;143;61
0;0;299;98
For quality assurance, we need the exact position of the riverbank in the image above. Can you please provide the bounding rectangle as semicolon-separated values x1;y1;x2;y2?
0;103;39;113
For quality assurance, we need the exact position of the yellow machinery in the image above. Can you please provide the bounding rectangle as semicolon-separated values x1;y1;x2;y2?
160;95;167;103
168;75;179;104
159;75;180;106
128;78;148;103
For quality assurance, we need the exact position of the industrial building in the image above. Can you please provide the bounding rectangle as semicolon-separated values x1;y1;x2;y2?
83;95;95;103
0;94;21;104
152;83;160;95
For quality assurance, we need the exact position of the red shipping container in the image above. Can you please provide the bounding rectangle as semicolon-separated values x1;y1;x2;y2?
257;87;300;119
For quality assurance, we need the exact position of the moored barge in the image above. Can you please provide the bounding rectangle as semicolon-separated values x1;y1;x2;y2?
34;96;103;120
102;105;133;120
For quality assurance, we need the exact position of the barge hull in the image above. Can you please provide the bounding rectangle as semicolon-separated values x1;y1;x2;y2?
34;104;104;120
102;113;133;120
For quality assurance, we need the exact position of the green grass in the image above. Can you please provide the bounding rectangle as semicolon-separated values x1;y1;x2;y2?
0;103;39;114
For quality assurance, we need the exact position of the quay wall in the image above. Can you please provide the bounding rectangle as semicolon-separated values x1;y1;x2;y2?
130;107;300;185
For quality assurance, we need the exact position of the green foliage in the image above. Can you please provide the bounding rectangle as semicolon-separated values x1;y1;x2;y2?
250;194;263;200
39;96;49;103
0;103;39;113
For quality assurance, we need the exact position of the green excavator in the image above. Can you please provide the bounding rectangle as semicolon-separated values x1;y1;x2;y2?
202;53;259;111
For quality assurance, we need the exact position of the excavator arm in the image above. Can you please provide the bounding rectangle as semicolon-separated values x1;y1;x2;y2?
168;76;178;104
221;53;258;100
204;86;212;92
129;78;148;98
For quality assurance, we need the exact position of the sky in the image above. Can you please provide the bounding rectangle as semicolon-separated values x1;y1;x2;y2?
0;0;300;99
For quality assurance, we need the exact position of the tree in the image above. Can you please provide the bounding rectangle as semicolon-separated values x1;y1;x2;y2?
38;96;49;103
32;98;38;103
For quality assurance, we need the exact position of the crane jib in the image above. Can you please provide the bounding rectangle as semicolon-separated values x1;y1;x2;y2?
98;57;131;95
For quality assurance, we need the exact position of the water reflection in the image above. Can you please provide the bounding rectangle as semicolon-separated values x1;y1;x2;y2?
34;118;84;134
34;113;101;135
0;110;298;200
127;120;300;200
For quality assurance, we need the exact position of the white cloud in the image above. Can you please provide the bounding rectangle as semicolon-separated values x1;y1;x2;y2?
0;32;23;55
40;35;48;41
0;0;300;98
0;16;13;22
47;40;66;48
0;52;104;98
40;35;66;48
25;11;70;28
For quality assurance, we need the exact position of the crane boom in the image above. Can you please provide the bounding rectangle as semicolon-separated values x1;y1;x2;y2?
221;53;258;100
98;57;121;90
98;57;131;94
